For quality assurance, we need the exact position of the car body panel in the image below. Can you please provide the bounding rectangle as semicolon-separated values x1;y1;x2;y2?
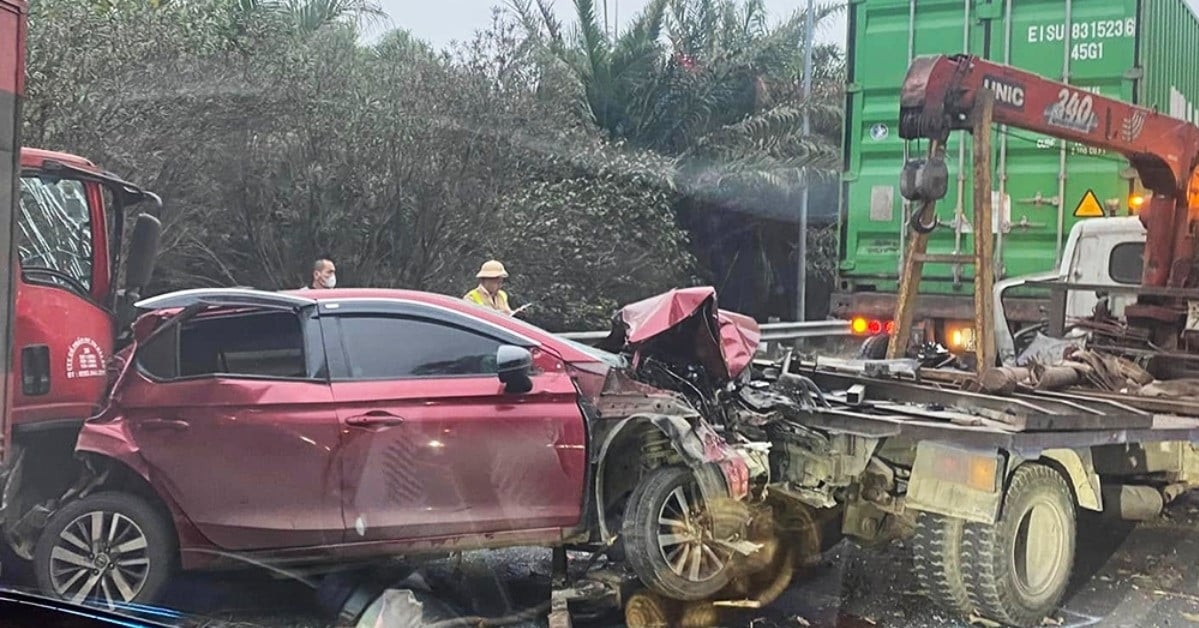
113;373;344;550
606;286;761;380
332;370;587;542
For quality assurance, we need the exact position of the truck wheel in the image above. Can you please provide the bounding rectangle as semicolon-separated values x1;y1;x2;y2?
858;333;890;359
622;465;738;601
910;512;972;615
962;463;1076;627
34;492;176;609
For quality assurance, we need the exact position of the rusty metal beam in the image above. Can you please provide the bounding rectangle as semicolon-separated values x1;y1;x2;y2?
972;91;997;374
886;141;942;360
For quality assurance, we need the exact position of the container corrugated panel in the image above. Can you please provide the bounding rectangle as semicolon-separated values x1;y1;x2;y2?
839;0;1199;299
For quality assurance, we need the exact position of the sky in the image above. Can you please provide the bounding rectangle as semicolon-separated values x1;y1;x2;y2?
367;0;849;50
370;0;1199;51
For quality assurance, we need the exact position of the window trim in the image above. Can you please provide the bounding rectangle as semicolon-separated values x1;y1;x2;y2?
322;312;520;382
1107;241;1145;285
135;308;326;384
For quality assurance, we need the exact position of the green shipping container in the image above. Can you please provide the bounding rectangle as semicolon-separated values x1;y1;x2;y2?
837;0;1199;320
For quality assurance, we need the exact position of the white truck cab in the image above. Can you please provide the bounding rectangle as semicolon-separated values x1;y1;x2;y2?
994;216;1146;364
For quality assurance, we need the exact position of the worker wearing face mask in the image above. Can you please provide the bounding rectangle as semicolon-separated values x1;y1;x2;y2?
464;260;513;315
302;257;336;290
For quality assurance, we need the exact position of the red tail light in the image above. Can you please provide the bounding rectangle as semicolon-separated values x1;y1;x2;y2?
850;316;893;336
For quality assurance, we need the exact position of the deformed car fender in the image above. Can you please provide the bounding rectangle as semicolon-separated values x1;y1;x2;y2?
593;413;749;544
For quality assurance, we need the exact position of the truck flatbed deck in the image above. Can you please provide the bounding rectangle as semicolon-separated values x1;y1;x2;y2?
787;362;1199;452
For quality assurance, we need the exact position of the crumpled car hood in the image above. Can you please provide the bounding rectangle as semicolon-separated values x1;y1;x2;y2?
602;286;761;380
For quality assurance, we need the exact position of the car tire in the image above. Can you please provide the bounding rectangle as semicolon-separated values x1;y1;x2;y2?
621;465;737;601
34;491;176;609
962;463;1076;627
910;511;973;615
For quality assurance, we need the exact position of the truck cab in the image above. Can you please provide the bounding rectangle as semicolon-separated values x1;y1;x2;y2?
994;216;1146;364
2;148;160;559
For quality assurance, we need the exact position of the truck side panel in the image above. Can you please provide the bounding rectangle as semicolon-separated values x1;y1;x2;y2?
0;0;26;463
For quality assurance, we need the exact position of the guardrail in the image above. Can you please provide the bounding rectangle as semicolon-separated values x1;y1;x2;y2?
559;319;852;346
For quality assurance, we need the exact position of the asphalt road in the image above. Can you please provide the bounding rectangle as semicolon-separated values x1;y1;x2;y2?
9;495;1199;627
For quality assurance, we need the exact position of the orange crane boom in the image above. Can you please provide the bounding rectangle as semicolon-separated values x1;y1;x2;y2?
898;53;1199;337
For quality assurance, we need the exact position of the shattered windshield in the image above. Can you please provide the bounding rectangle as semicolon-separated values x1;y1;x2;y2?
17;175;93;293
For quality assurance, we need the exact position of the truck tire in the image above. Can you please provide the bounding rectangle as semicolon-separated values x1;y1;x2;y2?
962;463;1076;627
910;511;972;615
858;333;890;359
34;491;176;609
622;465;737;601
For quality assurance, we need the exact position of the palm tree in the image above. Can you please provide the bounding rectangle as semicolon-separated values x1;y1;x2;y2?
514;0;848;319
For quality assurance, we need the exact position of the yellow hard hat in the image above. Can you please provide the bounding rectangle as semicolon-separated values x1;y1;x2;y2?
476;260;509;279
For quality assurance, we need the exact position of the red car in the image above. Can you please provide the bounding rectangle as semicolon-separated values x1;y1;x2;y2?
29;286;774;609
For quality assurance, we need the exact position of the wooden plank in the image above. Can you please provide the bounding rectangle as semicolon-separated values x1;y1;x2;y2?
972;90;997;374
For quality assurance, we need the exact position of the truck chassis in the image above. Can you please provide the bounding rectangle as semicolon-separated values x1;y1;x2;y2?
764;358;1199;627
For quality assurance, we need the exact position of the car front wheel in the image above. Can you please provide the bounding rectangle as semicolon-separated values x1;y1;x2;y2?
621;465;741;601
34;492;176;609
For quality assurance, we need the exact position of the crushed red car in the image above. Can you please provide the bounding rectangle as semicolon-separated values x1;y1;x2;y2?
6;285;849;612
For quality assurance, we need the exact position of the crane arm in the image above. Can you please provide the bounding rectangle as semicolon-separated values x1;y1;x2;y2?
898;53;1199;290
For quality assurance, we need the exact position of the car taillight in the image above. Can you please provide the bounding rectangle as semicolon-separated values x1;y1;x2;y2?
850;316;893;336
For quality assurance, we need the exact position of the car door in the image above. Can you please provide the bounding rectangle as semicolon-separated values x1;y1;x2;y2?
321;300;587;543
123;295;345;551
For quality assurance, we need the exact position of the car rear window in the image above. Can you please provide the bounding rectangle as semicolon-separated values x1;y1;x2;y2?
139;310;307;380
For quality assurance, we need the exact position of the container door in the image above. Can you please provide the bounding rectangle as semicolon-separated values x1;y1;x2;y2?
998;0;1139;282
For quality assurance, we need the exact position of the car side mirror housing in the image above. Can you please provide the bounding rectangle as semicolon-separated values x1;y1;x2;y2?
496;345;533;394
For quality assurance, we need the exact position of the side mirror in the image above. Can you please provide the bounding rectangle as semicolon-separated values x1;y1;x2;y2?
125;212;162;297
496;345;533;394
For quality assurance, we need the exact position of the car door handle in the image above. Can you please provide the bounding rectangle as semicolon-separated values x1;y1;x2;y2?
140;419;190;432
346;411;406;427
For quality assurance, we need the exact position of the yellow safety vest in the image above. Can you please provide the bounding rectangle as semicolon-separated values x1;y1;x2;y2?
464;286;510;312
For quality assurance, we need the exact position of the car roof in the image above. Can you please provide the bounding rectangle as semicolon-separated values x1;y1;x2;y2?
135;287;605;365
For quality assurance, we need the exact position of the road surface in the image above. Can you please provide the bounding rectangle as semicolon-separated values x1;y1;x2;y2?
8;495;1199;626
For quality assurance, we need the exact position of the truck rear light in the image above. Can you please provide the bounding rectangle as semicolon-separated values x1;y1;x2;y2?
850;316;894;336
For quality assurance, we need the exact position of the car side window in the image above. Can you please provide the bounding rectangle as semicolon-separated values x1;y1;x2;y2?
333;315;503;379
138;310;310;380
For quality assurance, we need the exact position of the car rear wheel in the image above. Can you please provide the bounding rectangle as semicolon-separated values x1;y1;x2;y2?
621;465;740;601
34;492;176;609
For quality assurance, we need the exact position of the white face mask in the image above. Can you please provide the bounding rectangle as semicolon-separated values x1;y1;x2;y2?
323;274;336;289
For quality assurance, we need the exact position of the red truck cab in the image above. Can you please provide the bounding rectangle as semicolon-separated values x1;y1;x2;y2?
2;148;162;559
15;148;120;428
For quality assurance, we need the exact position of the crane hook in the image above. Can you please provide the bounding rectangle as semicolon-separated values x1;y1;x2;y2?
909;202;940;234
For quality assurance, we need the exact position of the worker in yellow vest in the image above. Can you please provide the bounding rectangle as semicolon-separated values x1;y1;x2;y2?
464;260;513;315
